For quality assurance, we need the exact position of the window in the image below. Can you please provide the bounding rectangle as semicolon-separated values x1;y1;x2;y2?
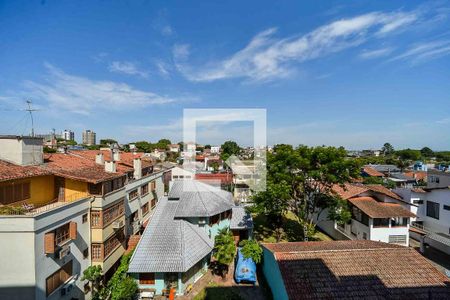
151;198;156;208
426;201;440;219
444;205;450;211
141;203;149;215
91;244;102;261
141;184;149;196
129;189;139;201
139;273;155;284
46;261;73;296
0;181;31;205
388;235;407;244
82;213;88;223
91;230;125;261
102;201;125;226
209;214;219;225
91;211;102;228
413;200;424;205
373;218;390;227
151;181;156;191
103;177;126;195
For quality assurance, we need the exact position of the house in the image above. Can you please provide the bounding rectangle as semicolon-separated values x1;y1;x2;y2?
128;180;251;296
0;136;170;299
361;166;384;178
168;144;180;153
414;161;428;171
395;170;450;255
230;206;253;243
210;146;220;154
261;240;450;300
315;183;415;246
368;164;401;176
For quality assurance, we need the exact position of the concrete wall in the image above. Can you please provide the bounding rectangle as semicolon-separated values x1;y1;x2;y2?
420;189;450;233
64;179;88;202
0;137;43;166
261;247;288;300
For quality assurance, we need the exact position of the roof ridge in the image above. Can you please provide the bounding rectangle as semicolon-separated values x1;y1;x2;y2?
274;246;407;255
194;181;209;215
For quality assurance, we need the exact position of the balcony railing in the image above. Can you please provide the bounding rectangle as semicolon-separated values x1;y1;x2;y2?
0;192;90;216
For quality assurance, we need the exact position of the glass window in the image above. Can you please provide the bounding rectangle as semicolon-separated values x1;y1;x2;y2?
426;201;440;219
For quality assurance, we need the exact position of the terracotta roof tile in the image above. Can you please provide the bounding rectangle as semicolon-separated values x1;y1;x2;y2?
348;197;416;218
72;150;152;172
365;184;403;201
404;171;427;181
362;166;384;177
0;160;52;182
262;240;450;299
332;183;369;200
43;153;124;184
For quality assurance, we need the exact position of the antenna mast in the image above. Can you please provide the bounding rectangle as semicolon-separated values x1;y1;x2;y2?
25;99;37;137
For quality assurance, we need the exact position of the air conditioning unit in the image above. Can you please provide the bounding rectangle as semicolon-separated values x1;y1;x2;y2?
112;219;124;229
58;245;71;259
60;282;73;296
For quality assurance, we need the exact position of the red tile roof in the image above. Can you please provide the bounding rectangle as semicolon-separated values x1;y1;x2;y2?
332;183;369;200
365;184;403;201
362;166;384;177
262;240;450;299
195;173;233;185
348;196;416;218
43;153;124;184
72;150;152;172
404;171;427;181
0;160;52;182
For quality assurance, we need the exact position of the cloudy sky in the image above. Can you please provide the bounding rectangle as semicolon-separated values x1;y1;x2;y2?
1;1;449;149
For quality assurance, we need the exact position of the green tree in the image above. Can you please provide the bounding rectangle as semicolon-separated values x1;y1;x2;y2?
204;144;211;149
220;140;241;162
43;146;57;153
420;147;434;158
156;139;171;150
210;161;220;173
381;143;395;156
134;141;154;153
213;228;236;277
362;176;396;189
267;145;361;239
395;159;410;172
239;239;263;264
81;265;103;299
252;181;291;242
100;139;117;146
108;251;137;300
396;148;421;161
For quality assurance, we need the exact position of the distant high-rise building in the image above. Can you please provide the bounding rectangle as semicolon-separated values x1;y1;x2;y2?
82;130;96;146
62;129;75;141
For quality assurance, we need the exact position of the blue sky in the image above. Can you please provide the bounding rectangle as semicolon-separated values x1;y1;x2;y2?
1;1;449;149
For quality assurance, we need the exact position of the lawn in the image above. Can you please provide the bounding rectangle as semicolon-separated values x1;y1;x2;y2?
252;211;333;242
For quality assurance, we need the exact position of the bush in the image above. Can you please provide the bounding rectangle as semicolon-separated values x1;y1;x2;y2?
239;239;263;264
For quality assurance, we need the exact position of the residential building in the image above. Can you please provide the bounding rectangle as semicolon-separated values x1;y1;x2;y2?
168;144;180;153
361;165;384;178
315;183;415;246
210;146;220;154
395;170;450;255
414;161;428;171
262;240;450;300
170;166;195;182
128;180;252;297
82;130;96;146
0;136;170;299
368;164;401;176
62;130;75;141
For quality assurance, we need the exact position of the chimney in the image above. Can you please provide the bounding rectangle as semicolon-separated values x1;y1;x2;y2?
105;161;116;173
113;150;120;162
95;153;104;165
133;157;142;179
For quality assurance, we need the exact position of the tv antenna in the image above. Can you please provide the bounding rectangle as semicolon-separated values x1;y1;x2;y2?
25;99;38;137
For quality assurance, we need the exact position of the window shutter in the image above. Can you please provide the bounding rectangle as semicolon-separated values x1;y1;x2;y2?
69;222;77;240
44;232;55;254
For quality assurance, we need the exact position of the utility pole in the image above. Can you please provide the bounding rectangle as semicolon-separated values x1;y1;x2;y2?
25;99;37;137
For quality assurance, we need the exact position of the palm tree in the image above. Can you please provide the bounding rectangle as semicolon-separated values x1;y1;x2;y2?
213;228;236;278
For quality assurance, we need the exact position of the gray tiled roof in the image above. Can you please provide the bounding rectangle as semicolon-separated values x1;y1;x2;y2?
370;164;401;173
128;197;214;273
230;206;253;230
169;180;234;217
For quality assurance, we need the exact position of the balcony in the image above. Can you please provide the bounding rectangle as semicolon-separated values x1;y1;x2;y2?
0;192;90;216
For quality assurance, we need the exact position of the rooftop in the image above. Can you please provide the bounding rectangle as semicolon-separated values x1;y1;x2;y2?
230;206;253;230
0;160;51;182
128;196;214;273
169;180;234;218
348;196;416;218
362;166;384;177
262;240;450;299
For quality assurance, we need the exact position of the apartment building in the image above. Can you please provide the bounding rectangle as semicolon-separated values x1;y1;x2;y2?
0;136;170;299
62;130;75;141
82;130;96;146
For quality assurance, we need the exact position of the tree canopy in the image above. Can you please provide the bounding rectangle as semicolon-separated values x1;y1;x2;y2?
220;140;241;162
239;239;263;264
213;228;236;271
420;147;434;158
381;143;395;155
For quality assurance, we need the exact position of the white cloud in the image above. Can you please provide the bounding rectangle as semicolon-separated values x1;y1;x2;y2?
155;60;171;78
23;63;177;115
175;10;417;82
359;47;394;59
436;117;450;125
108;61;149;78
390;40;450;64
172;44;190;61
161;25;174;37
